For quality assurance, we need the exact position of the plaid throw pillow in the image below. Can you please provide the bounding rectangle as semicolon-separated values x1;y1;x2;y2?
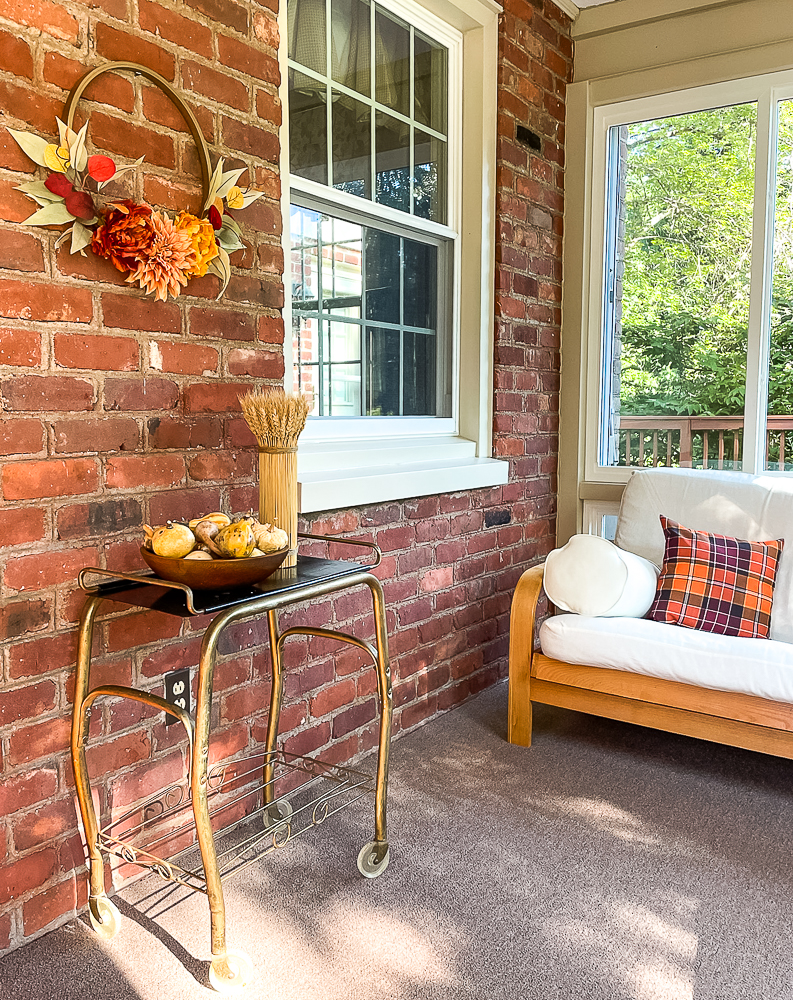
646;516;784;639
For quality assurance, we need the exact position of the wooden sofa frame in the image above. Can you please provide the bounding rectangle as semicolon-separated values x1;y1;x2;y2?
507;563;793;759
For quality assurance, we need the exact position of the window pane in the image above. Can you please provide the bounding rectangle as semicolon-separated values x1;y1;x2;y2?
365;229;400;322
375;10;409;117
331;0;370;96
403;331;435;414
288;0;326;76
332;95;371;198
375;111;410;212
414;129;446;223
601;105;756;471
326;321;362;362
403;239;436;329
367;327;400;415
414;32;446;134
767;99;793;470
289;73;328;185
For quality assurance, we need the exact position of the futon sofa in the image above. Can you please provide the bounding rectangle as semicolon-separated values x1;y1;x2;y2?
508;467;793;757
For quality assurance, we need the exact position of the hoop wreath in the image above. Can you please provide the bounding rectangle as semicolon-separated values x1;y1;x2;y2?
7;60;262;301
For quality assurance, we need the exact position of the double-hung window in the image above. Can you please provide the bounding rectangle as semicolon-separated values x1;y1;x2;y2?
281;0;506;511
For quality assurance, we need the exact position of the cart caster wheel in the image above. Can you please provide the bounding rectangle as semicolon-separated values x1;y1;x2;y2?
357;840;390;878
209;949;254;994
88;895;121;940
262;799;292;830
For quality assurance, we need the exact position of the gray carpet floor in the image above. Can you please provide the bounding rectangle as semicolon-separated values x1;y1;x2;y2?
3;680;793;1000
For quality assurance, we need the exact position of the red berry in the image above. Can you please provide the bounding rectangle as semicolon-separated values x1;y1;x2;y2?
44;173;73;197
87;155;116;182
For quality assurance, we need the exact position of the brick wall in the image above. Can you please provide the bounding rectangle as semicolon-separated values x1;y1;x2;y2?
0;0;571;953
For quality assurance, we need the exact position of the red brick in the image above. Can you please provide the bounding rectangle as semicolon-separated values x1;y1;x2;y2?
184;382;246;413
0;507;46;547
420;567;454;592
0;279;92;323
221;117;279;163
0;177;39;222
43;52;135;108
208;722;249;766
104;377;179;411
105;454;185;489
54;334;139;372
52;417;139;454
4;546;99;593
227;348;283;378
54;244;131;285
7;717;72;768
0;597;51;640
0;28;33;78
11;0;78;41
253;11;280;49
0;418;43;456
149;488;221;524
2;375;95;412
332;699;376;739
0;229;44;272
94;22;175;79
237;200;282;238
56;497;142;540
310;679;355;719
181;61;249;112
0;767;58;818
139;0;213;56
142;175;205;216
256;88;282;128
188;451;253;481
86;730;151;778
3;458;99;500
0;79;62;135
102;294;182;334
258;315;283;345
185;0;248;33
150;340;219;375
0;328;40;366
0;679;56;726
89;112;177;170
23;877;77;935
7;631;78;679
284;721;330;756
188;306;256;341
0;848;58;906
147;415;222;450
109;752;186;810
0;913;10;950
105;611;182;653
220;679;270;723
218;35;280;85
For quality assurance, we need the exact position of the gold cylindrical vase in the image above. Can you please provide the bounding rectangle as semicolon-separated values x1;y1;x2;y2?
258;445;298;567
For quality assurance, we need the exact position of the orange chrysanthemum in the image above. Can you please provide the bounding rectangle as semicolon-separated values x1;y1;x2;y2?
126;211;198;301
91;201;155;273
175;211;219;278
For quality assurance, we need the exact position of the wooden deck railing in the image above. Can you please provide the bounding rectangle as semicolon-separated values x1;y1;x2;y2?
618;415;793;470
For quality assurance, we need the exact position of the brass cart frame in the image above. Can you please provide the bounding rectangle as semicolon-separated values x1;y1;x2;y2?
70;534;392;993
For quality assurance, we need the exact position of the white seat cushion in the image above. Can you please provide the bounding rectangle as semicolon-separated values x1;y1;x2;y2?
539;613;793;705
614;468;793;643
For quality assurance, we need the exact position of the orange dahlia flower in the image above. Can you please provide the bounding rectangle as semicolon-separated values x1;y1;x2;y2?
91;201;155;273
175;211;219;277
126;211;198;301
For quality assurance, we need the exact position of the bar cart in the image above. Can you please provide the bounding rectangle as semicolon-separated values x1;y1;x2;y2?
70;534;392;993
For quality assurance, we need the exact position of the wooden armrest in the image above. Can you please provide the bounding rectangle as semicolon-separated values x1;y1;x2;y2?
507;562;545;746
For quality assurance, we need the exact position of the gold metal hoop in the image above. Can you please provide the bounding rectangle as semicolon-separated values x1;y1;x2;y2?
62;61;212;209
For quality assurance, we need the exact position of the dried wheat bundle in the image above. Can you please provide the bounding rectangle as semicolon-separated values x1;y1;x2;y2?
239;388;310;450
239;388;310;568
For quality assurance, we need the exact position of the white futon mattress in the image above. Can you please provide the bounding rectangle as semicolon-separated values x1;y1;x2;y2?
539;614;793;706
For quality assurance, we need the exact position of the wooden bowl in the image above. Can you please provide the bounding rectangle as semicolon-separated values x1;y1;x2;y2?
140;546;289;590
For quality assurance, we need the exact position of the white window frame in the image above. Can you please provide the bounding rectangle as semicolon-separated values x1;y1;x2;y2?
583;70;793;486
279;0;507;512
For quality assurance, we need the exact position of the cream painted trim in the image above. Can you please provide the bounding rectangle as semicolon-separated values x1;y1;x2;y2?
574;0;748;40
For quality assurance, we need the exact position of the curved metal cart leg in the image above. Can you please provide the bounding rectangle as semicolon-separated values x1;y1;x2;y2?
71;595;123;939
261;610;290;828
192;612;254;993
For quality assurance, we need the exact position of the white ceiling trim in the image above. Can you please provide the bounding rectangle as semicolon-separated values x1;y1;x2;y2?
551;0;580;20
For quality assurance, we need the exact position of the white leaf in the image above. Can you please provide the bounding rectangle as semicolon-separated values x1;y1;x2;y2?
70;221;93;254
98;155;145;189
204;158;225;213
241;190;264;208
7;128;50;168
15;181;63;206
23;202;76;226
207;246;231;297
220;216;242;237
54;227;73;249
217;228;245;253
70;122;89;173
217;168;246;199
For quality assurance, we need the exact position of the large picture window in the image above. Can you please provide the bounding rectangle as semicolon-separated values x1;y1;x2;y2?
594;78;793;478
287;0;454;418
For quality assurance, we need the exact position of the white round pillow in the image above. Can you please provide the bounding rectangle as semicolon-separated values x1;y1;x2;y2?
543;534;659;618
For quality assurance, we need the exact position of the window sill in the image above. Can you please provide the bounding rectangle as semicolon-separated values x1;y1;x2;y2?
297;435;509;513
